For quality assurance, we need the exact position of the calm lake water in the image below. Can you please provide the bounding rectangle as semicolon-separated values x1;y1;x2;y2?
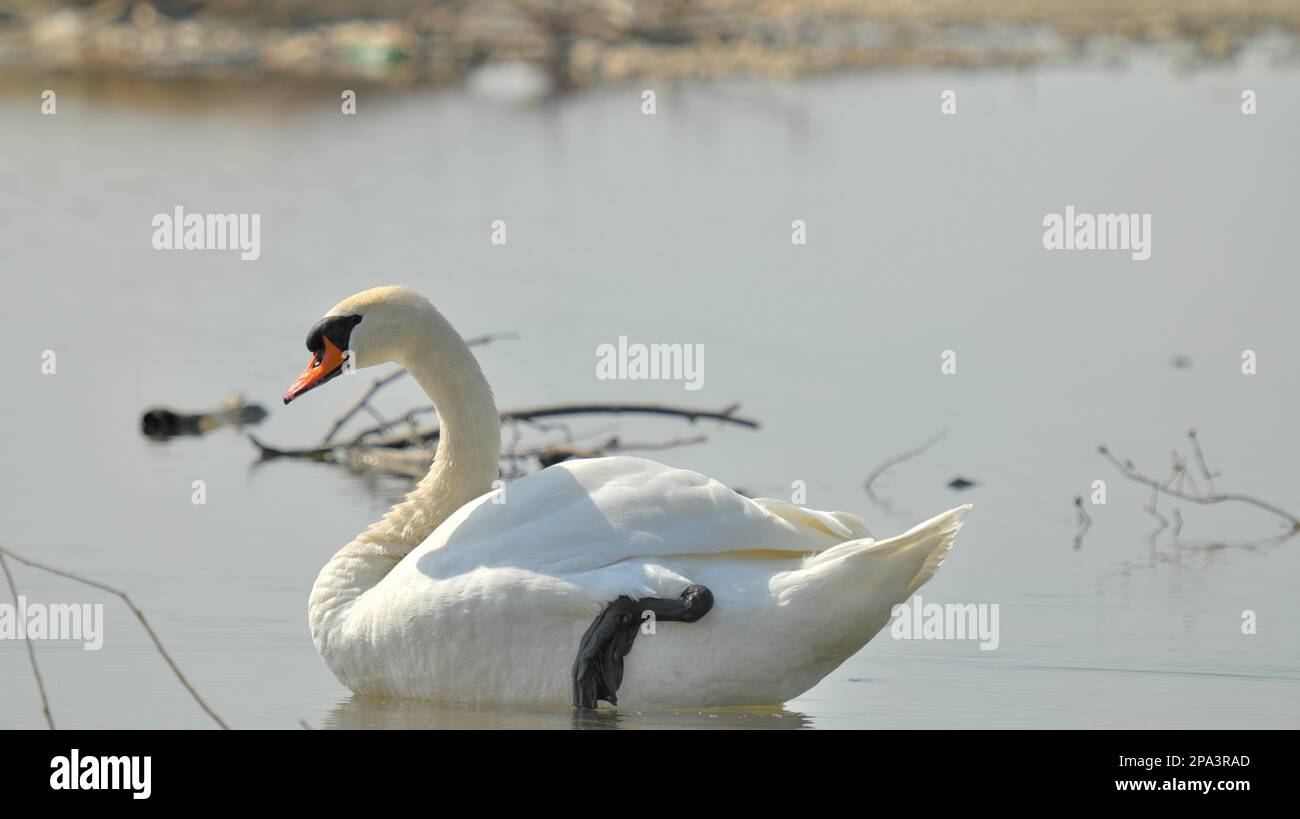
2;48;1298;729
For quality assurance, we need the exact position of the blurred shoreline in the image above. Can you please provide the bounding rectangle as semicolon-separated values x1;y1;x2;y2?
4;0;1300;97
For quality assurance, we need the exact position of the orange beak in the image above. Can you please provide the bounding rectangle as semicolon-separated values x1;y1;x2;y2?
283;337;346;404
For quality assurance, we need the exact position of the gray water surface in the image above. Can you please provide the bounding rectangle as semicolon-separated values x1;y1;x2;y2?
1;53;1298;728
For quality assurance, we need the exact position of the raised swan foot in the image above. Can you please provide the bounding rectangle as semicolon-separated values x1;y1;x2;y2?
571;584;714;709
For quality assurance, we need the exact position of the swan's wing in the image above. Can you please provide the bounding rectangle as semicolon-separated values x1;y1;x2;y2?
747;497;871;541
413;456;865;579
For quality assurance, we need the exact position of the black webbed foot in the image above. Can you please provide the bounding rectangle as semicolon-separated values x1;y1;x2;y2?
571;584;714;709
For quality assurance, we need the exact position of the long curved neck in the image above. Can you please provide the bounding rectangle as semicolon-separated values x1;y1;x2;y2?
309;308;500;645
368;331;501;546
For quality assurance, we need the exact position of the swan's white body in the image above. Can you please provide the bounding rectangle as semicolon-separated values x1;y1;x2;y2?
300;286;970;708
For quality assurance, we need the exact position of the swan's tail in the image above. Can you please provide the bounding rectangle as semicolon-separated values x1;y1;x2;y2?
777;505;971;657
865;503;970;598
802;504;968;587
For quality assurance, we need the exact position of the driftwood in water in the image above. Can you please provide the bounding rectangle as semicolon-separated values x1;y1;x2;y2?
249;329;758;477
251;400;755;479
249;331;759;478
142;393;267;439
135;331;757;477
351;401;758;450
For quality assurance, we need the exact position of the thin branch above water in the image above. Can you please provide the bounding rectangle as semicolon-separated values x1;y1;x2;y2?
1098;431;1299;532
0;544;230;730
0;551;54;729
862;428;949;515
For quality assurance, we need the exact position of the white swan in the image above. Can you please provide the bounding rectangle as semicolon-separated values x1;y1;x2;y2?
284;286;970;708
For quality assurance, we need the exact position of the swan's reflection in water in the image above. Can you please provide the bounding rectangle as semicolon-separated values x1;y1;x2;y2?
324;695;811;730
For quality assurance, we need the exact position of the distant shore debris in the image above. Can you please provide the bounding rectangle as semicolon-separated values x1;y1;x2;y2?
4;1;1298;91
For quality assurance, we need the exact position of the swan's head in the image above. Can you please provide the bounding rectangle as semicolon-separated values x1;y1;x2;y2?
283;285;434;404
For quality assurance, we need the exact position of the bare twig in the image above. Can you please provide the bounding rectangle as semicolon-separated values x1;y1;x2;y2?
320;368;408;444
256;402;759;462
1187;428;1219;496
1173;449;1204;499
863;428;949;514
1143;473;1175;540
1098;443;1300;531
502;400;753;427
531;434;708;468
460;332;521;348
352;401;759;448
0;544;230;730
0;551;54;729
